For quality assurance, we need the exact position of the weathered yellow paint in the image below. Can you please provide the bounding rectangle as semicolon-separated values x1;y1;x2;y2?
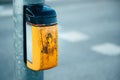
27;25;58;71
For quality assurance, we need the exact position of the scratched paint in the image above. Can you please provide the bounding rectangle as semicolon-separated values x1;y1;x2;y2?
27;25;58;71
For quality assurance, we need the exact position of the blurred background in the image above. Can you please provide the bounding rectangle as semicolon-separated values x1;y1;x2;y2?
0;0;120;80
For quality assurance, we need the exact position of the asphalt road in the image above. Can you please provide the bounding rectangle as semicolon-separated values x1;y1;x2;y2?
0;0;120;80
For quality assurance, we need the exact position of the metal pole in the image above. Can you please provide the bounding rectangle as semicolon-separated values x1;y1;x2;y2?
13;0;44;80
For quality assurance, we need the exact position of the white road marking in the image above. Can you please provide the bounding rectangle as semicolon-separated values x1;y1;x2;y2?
0;9;13;17
92;43;120;56
0;6;13;17
59;31;89;42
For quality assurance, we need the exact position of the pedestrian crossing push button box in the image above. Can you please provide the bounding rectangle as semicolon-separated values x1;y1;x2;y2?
23;4;58;71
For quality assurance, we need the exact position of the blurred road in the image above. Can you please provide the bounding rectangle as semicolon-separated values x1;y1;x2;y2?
0;0;120;80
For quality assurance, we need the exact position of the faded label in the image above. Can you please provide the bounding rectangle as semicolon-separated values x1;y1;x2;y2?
26;23;32;63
